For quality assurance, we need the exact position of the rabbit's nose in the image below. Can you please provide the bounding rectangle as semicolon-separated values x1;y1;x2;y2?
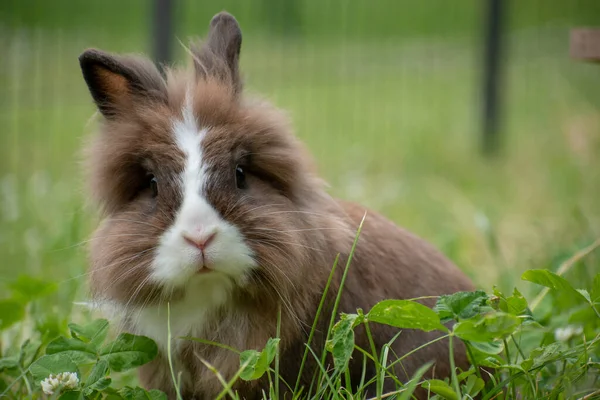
182;230;218;251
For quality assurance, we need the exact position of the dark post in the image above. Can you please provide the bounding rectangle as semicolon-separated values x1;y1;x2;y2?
152;0;174;70
481;0;505;155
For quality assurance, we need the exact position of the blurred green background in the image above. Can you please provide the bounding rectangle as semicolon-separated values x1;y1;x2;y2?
1;0;599;316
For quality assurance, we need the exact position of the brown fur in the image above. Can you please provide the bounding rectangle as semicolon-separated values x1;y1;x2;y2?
79;11;475;400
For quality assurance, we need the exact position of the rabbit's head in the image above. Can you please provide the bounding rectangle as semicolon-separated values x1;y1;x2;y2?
80;13;345;311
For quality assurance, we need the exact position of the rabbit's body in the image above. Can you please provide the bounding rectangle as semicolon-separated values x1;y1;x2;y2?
79;12;474;400
126;200;473;399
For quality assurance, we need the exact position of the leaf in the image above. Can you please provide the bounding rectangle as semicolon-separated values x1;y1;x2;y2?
141;390;166;400
29;353;79;383
143;389;168;400
58;391;82;400
101;387;122;398
456;367;475;382
521;343;561;370
454;312;520;342
239;350;261;381
84;377;112;395
0;357;18;372
119;387;167;400
398;361;432;400
462;375;484;397
479;356;503;368
368;299;446;332
434;291;490;323
239;338;280;381
8;275;57;302
262;337;279;366
326;313;360;370
68;319;110;347
468;340;504;355
492;287;530;317
576;289;591;303
99;333;158;372
521;269;587;302
84;359;108;390
46;336;98;364
421;379;458;400
466;343;504;368
0;299;25;331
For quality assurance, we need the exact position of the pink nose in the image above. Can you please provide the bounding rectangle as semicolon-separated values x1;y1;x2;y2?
183;231;217;251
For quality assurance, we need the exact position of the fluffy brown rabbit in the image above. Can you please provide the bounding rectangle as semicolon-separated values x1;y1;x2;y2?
79;11;475;400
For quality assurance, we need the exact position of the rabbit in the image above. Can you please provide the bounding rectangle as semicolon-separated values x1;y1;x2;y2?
78;11;475;400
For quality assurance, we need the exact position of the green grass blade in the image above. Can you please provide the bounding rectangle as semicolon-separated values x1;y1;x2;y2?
398;361;433;400
167;303;183;400
293;253;340;394
319;213;367;379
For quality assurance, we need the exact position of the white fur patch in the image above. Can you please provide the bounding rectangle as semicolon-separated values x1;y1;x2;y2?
133;275;234;352
135;90;255;351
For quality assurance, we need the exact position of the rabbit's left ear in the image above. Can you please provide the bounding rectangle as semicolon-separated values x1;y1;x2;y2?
79;49;166;119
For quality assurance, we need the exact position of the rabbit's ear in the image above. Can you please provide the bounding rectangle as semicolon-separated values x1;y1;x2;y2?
79;49;166;118
193;12;243;92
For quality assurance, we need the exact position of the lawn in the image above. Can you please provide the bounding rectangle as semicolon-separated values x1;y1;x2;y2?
0;1;599;398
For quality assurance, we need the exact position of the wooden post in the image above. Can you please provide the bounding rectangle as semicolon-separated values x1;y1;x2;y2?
570;28;600;63
481;0;505;155
152;0;174;71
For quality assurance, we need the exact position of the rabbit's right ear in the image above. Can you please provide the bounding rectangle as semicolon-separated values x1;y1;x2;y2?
79;49;166;118
192;12;243;93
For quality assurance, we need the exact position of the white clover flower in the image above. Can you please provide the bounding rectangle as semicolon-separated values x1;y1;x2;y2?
61;372;79;389
40;376;59;395
40;372;79;395
554;325;583;342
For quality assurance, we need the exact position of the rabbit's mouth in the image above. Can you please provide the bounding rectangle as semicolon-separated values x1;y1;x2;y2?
196;265;213;275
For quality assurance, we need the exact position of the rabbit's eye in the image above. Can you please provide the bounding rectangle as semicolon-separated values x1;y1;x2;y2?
149;175;158;197
235;165;247;190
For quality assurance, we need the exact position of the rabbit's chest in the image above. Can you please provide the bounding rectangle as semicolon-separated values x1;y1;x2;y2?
132;276;234;353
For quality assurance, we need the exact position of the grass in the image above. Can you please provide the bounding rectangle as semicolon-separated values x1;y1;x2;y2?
0;1;600;398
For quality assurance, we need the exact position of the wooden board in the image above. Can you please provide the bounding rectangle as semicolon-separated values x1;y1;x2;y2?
570;28;600;63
